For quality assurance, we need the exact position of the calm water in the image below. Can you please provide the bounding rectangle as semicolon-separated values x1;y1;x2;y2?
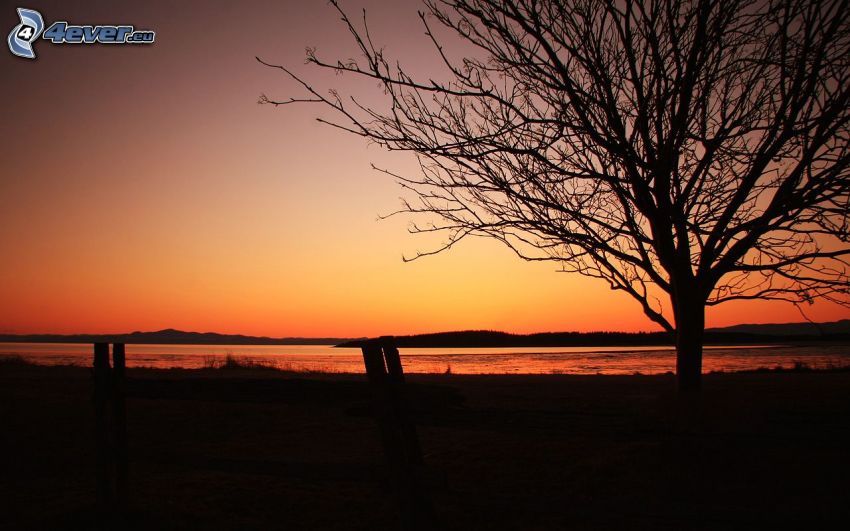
1;342;848;374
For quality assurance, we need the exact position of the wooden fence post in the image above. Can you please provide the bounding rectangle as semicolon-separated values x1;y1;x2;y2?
380;337;424;467
92;342;112;517
362;342;407;471
362;338;437;531
112;343;128;509
93;342;130;521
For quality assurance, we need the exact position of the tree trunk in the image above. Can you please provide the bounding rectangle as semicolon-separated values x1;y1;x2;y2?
674;295;705;393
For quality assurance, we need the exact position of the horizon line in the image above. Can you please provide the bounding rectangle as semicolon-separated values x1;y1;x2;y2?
1;318;847;340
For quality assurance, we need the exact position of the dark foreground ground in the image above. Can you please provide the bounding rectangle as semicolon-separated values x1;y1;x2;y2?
2;364;849;530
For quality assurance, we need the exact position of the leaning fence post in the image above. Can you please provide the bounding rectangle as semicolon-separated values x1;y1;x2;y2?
362;341;407;470
92;342;112;516
381;337;424;466
111;343;128;509
362;338;438;530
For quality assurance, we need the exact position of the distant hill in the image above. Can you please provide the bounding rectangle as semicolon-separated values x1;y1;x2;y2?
337;320;850;348
2;320;847;347
707;319;850;336
0;329;358;345
337;330;671;348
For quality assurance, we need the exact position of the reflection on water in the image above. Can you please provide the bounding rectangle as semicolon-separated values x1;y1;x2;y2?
1;342;848;374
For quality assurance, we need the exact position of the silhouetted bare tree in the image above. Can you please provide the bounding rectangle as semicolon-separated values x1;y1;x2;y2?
260;0;850;391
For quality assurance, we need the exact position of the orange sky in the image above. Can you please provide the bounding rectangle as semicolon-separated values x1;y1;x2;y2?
0;0;846;337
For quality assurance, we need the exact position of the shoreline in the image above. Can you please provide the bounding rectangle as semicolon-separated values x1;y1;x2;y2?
2;338;850;377
3;352;850;377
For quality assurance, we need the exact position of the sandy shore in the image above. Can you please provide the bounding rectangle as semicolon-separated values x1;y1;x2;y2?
2;363;849;530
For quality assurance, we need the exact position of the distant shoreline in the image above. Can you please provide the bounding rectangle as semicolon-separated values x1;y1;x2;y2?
0;329;355;346
2;354;849;375
0;319;847;348
336;331;850;348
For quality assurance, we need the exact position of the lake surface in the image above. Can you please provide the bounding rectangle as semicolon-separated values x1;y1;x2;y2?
1;342;848;374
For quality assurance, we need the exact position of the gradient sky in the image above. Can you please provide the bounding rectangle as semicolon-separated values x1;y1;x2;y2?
0;0;846;337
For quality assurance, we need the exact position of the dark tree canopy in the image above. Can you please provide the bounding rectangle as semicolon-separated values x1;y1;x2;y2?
261;0;850;389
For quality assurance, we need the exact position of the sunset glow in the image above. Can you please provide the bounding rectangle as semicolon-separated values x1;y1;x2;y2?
1;0;846;337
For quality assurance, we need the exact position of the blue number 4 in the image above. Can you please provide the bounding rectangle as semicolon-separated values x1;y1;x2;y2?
43;22;67;43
